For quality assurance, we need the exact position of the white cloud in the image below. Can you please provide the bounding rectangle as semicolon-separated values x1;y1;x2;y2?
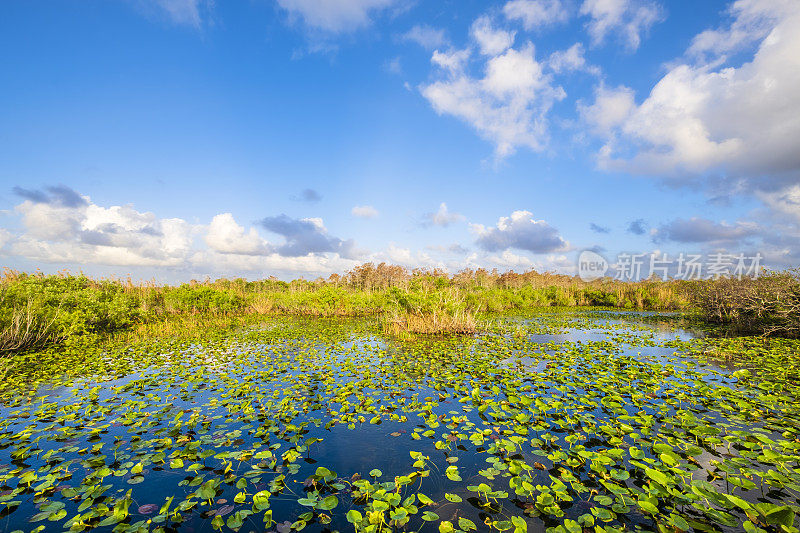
688;0;797;59
579;83;636;134
547;43;598;74
384;243;413;265
276;0;401;33
488;249;535;268
430;48;471;73
15;199;86;242
592;1;800;195
11;197;194;267
192;249;359;275
471;210;569;253
205;213;271;255
421;40;565;157
757;185;800;223
0;229;13;251
579;0;662;51
2;187;365;275
470;16;516;56
2;187;598;277
351;205;379;218
503;0;570;30
401;24;447;49
422;203;465;227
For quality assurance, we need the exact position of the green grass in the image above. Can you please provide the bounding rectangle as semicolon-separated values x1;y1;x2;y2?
0;263;715;352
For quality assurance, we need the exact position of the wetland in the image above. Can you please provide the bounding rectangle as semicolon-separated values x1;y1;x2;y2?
1;310;798;533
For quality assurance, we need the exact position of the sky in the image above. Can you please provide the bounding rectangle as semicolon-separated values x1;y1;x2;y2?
0;0;798;282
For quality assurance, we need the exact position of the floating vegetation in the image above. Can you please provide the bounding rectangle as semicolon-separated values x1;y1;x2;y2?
0;311;798;533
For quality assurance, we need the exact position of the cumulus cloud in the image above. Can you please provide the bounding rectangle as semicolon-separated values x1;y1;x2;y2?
503;0;570;30
430;48;471;73
638;211;800;270
589;0;800;200
652;217;761;244
351;205;379;218
9;193;194;267
757;185;800;223
547;43;598;74
579;83;636;134
421;32;565;157
276;0;401;33
471;210;568;253
402;24;447;49
470;16;516;56
1;186;367;276
688;0;797;60
422;203;465;227
259;214;357;258
579;0;662;51
205;213;271;255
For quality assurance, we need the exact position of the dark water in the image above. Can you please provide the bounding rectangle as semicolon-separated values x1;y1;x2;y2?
0;312;795;533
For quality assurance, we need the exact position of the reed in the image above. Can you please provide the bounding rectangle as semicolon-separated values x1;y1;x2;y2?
382;288;477;335
0;263;735;351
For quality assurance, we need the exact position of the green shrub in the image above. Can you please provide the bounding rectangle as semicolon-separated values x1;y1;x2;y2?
163;285;245;314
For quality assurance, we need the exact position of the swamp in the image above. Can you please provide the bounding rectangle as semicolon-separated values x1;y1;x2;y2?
1;307;798;533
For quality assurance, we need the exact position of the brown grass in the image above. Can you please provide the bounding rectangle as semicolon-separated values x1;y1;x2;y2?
382;309;477;336
0;299;64;353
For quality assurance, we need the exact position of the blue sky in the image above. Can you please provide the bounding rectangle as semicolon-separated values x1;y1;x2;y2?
1;0;798;281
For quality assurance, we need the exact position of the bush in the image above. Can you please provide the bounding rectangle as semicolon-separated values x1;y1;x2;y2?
688;270;800;337
163;285;245;314
0;274;141;352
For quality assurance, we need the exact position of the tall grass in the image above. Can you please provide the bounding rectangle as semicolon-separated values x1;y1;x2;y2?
382;288;476;335
0;264;694;351
0;298;64;353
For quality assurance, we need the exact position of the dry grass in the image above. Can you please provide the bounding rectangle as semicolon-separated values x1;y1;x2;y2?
382;309;477;336
0;299;64;353
382;288;477;335
249;296;274;315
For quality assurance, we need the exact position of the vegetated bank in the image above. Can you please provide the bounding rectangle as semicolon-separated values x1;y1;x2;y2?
0;264;689;352
2;263;798;352
686;268;800;338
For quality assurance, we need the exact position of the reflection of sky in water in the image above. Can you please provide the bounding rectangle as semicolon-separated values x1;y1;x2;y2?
0;312;791;533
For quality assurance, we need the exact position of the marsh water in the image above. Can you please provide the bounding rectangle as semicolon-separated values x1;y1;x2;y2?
1;310;798;533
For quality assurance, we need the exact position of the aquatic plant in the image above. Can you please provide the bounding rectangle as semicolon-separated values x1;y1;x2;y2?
0;311;798;533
